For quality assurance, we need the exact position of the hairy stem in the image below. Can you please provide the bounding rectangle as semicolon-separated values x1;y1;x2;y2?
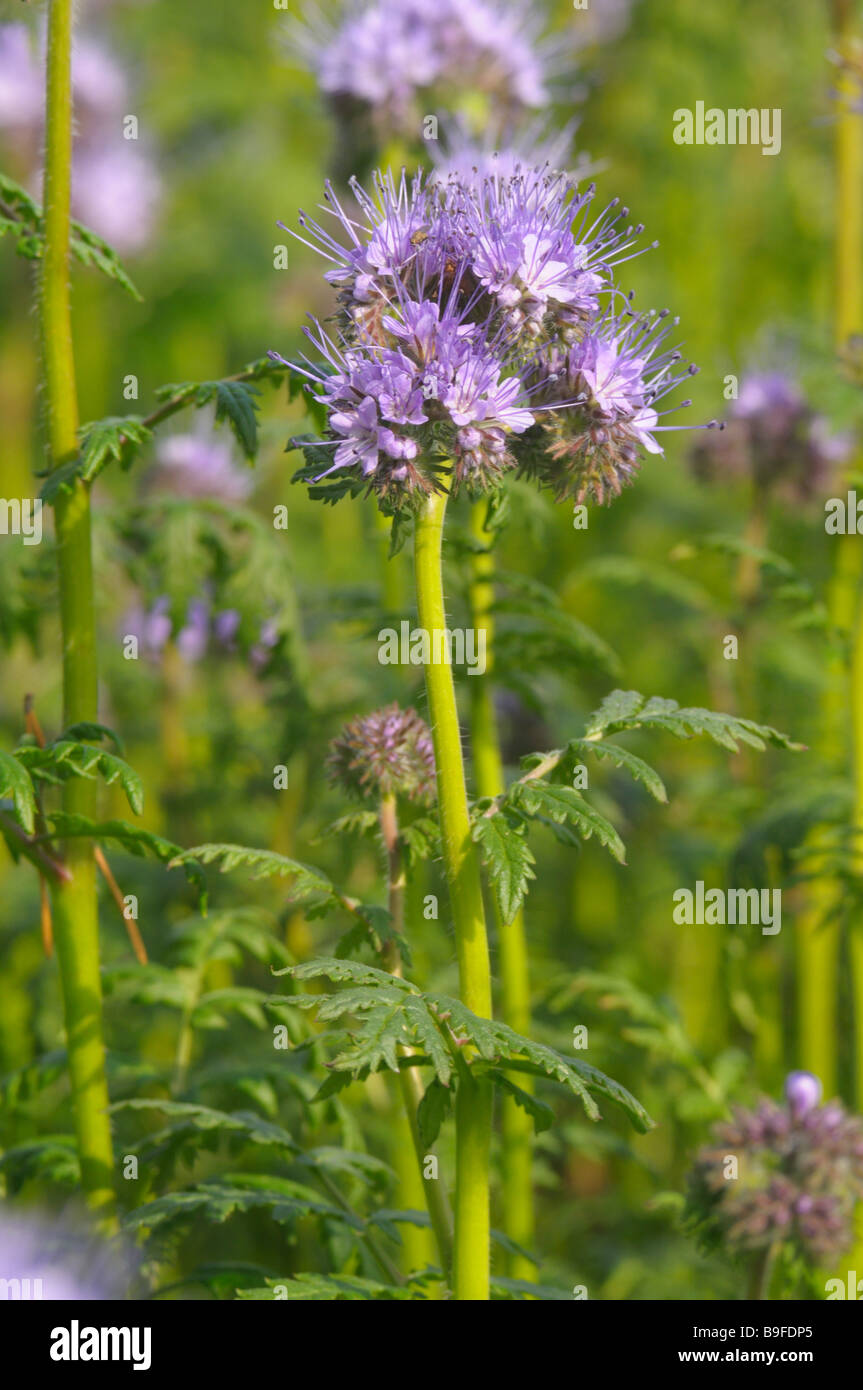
414;487;492;1301
379;794;454;1280
39;0;115;1224
467;499;534;1281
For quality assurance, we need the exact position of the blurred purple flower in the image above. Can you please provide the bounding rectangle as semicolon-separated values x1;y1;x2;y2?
72;142;161;255
213;609;241;650
690;367;852;502
176;599;210;663
122;596;172;659
0;25;43;128
296;0;549;134
249;619;280;674
154;432;253;504
0;1209;130;1300
785;1071;822;1119
686;1076;863;1265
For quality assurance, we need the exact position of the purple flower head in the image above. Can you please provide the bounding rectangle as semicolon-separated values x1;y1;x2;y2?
785;1071;822;1120
284;163;675;508
294;296;533;499
327;703;436;804
452;171;645;338
522;307;703;505
686;1084;863;1266
154;432;252;505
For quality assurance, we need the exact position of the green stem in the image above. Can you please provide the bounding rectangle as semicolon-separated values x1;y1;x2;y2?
413;487;492;1301
379;795;454;1280
39;0;115;1224
799;7;863;1100
747;1243;777;1301
467;500;535;1282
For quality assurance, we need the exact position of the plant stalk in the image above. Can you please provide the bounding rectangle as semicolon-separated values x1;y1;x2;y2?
467;499;535;1281
379;794;454;1280
413;487;493;1300
39;0;115;1223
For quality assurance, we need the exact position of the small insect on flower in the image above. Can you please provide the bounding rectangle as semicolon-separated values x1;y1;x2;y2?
327;703;436;804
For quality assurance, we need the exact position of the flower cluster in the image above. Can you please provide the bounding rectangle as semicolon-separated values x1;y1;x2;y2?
295;0;549;138
689;369;851;503
327;703;436;804
0;21;160;253
283;163;702;508
685;1073;863;1266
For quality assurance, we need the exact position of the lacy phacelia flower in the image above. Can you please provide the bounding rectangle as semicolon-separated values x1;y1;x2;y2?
689;369;851;503
327;704;436;804
296;0;549;138
282;166;660;504
521;309;704;505
685;1075;863;1266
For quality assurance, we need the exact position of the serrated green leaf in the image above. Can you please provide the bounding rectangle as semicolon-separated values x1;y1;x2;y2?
17;741;144;814
566;738;667;803
472;810;536;925
507;781;626;864
0;750;37;833
48;813;206;907
584;689;803;753
212;380;260;459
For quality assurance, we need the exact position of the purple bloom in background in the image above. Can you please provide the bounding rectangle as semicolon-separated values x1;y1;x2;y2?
689;366;852;502
213;609;241;650
72;142;161;255
328;703;437;804
249;618;280;674
0;25;43;128
154;432;253;504
0;1208;131;1300
121;595;172;660
176;598;210;664
786;1071;823;1119
295;0;550;138
0;23;161;256
686;1076;863;1265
